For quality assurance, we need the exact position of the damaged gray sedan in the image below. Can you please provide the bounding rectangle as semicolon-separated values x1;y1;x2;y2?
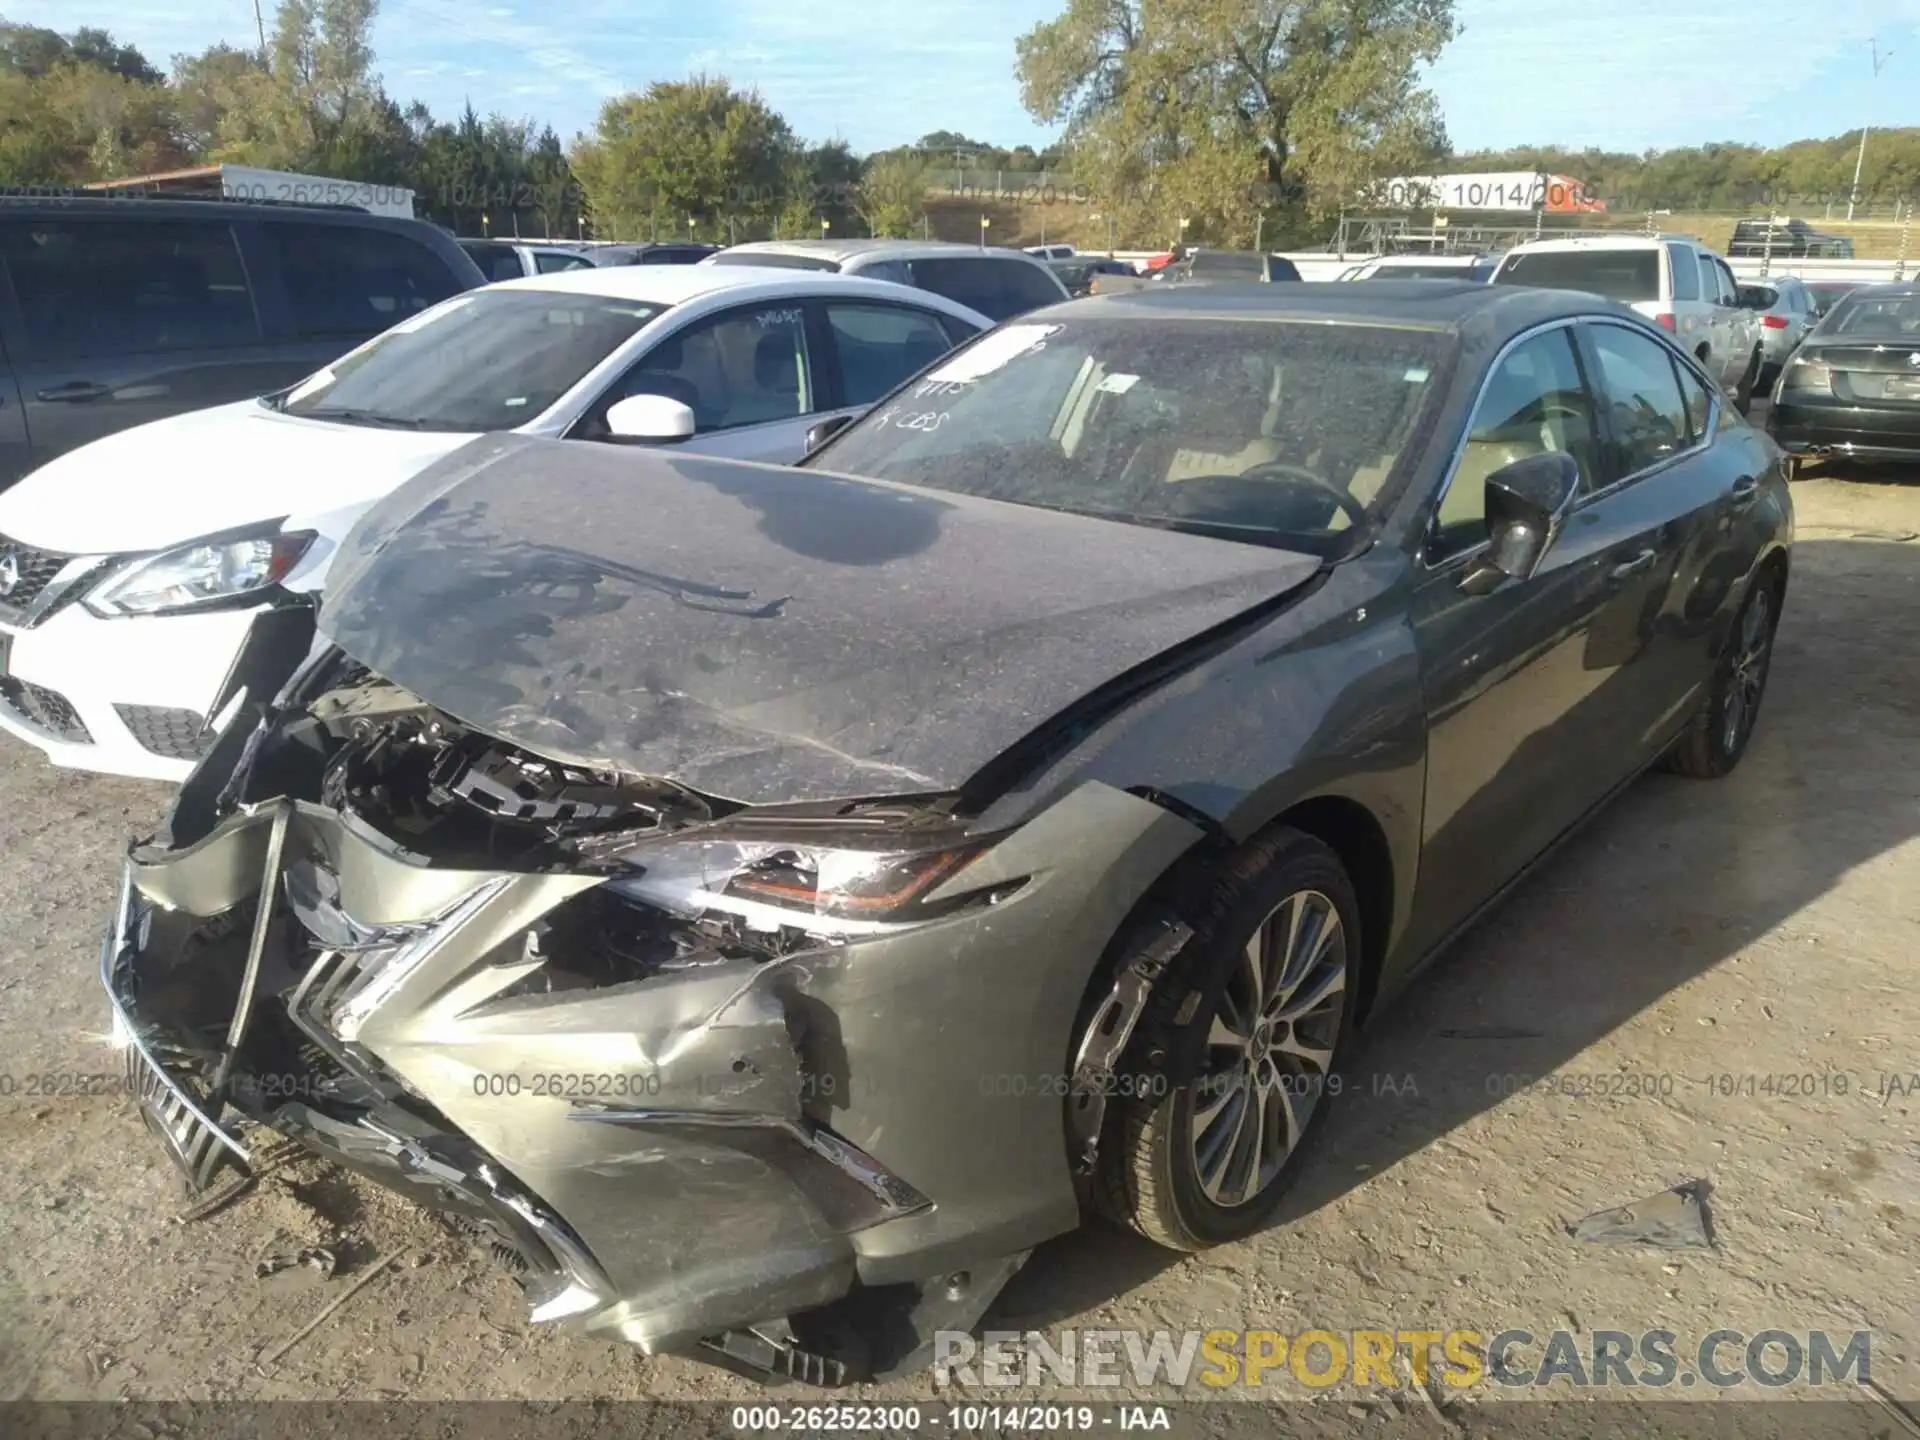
102;283;1791;1386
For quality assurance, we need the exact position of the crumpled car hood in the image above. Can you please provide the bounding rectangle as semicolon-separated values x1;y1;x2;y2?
317;434;1321;804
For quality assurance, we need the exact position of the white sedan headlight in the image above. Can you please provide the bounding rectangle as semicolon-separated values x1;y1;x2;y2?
85;528;316;618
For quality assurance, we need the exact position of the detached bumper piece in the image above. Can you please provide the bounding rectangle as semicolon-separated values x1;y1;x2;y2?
0;675;91;743
115;704;216;761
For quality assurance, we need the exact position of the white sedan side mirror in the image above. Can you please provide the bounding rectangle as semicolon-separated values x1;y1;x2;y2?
606;394;696;442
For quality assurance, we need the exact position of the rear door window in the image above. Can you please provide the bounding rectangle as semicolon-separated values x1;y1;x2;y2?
259;224;464;340
823;303;958;405
1585;323;1692;478
0;218;260;359
1494;249;1660;304
533;250;591;273
461;241;524;282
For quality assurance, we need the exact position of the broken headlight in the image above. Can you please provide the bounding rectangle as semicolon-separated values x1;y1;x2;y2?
86;526;316;617
610;830;1009;933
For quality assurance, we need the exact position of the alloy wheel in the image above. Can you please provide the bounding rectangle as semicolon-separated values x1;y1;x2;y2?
1721;587;1774;755
1191;889;1347;1207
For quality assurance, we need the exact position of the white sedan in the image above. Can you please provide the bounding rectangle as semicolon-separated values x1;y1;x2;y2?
0;266;990;782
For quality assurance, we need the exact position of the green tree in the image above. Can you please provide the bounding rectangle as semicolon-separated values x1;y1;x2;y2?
1016;0;1455;246
857;151;934;236
571;75;794;240
0;23;182;183
199;0;385;171
1;23;161;83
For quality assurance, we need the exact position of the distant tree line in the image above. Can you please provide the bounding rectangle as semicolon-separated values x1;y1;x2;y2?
1453;140;1920;213
2;3;1915;248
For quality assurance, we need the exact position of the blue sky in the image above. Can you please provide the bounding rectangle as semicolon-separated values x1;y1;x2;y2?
22;0;1920;155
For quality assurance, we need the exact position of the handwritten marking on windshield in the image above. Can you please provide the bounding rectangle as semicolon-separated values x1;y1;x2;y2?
872;406;948;432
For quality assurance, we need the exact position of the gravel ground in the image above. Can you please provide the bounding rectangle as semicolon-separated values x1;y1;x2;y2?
0;469;1915;1436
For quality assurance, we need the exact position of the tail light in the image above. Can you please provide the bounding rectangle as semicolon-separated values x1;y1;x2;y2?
1655;313;1676;332
1761;315;1788;329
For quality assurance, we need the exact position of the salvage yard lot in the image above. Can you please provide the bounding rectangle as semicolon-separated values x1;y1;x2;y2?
0;471;1915;1424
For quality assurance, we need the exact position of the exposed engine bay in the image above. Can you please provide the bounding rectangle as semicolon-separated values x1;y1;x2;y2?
109;637;1205;1386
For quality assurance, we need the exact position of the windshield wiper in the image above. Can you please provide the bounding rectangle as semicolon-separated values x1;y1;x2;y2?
1020;502;1332;553
295;406;438;430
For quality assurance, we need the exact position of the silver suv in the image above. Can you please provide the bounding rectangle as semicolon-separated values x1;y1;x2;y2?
1491;235;1766;410
706;239;1070;321
1736;275;1818;391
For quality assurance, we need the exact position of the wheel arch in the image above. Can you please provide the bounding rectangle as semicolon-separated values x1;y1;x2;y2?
1264;795;1397;1026
1071;787;1401;1055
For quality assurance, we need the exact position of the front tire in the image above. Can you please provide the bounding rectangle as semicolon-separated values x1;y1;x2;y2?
1664;573;1780;779
1092;829;1359;1250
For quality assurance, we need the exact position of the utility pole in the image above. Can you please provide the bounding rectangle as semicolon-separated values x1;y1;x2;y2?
253;0;269;58
1847;39;1893;221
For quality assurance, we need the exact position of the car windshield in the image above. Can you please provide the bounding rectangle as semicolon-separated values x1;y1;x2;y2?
277;289;664;432
1817;292;1920;338
1807;283;1860;316
1495;249;1660;303
808;316;1450;555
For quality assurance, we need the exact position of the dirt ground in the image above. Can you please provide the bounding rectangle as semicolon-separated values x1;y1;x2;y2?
0;468;1915;1436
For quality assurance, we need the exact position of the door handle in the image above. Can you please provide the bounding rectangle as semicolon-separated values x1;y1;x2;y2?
35;381;113;403
1608;549;1657;582
1728;474;1760;506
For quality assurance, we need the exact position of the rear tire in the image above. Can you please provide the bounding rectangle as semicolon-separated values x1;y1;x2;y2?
1664;573;1781;779
1091;828;1359;1251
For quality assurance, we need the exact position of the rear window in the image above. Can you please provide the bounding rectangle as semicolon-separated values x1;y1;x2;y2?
1365;263;1473;280
1188;251;1267;280
1818;291;1920;338
1739;284;1778;309
1495;249;1661;304
461;240;523;283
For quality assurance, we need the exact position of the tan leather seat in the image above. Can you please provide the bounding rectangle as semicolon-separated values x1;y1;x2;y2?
1164;436;1286;481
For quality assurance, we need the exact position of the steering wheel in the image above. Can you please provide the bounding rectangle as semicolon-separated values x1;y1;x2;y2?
1229;461;1371;529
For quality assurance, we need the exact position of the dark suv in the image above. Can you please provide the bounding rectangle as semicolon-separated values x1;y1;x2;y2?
0;195;485;488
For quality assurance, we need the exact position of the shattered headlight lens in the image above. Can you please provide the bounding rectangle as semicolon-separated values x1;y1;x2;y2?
86;527;316;617
611;832;1003;932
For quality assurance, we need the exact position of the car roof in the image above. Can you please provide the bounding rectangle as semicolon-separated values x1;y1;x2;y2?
1054;280;1596;333
717;238;1049;263
0;193;441;232
485;261;987;315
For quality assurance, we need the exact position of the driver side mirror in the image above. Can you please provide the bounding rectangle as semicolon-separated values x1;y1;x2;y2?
804;413;854;453
1459;451;1581;596
605;393;696;444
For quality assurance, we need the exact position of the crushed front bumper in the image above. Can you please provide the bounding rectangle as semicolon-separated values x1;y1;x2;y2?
101;783;1202;1381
